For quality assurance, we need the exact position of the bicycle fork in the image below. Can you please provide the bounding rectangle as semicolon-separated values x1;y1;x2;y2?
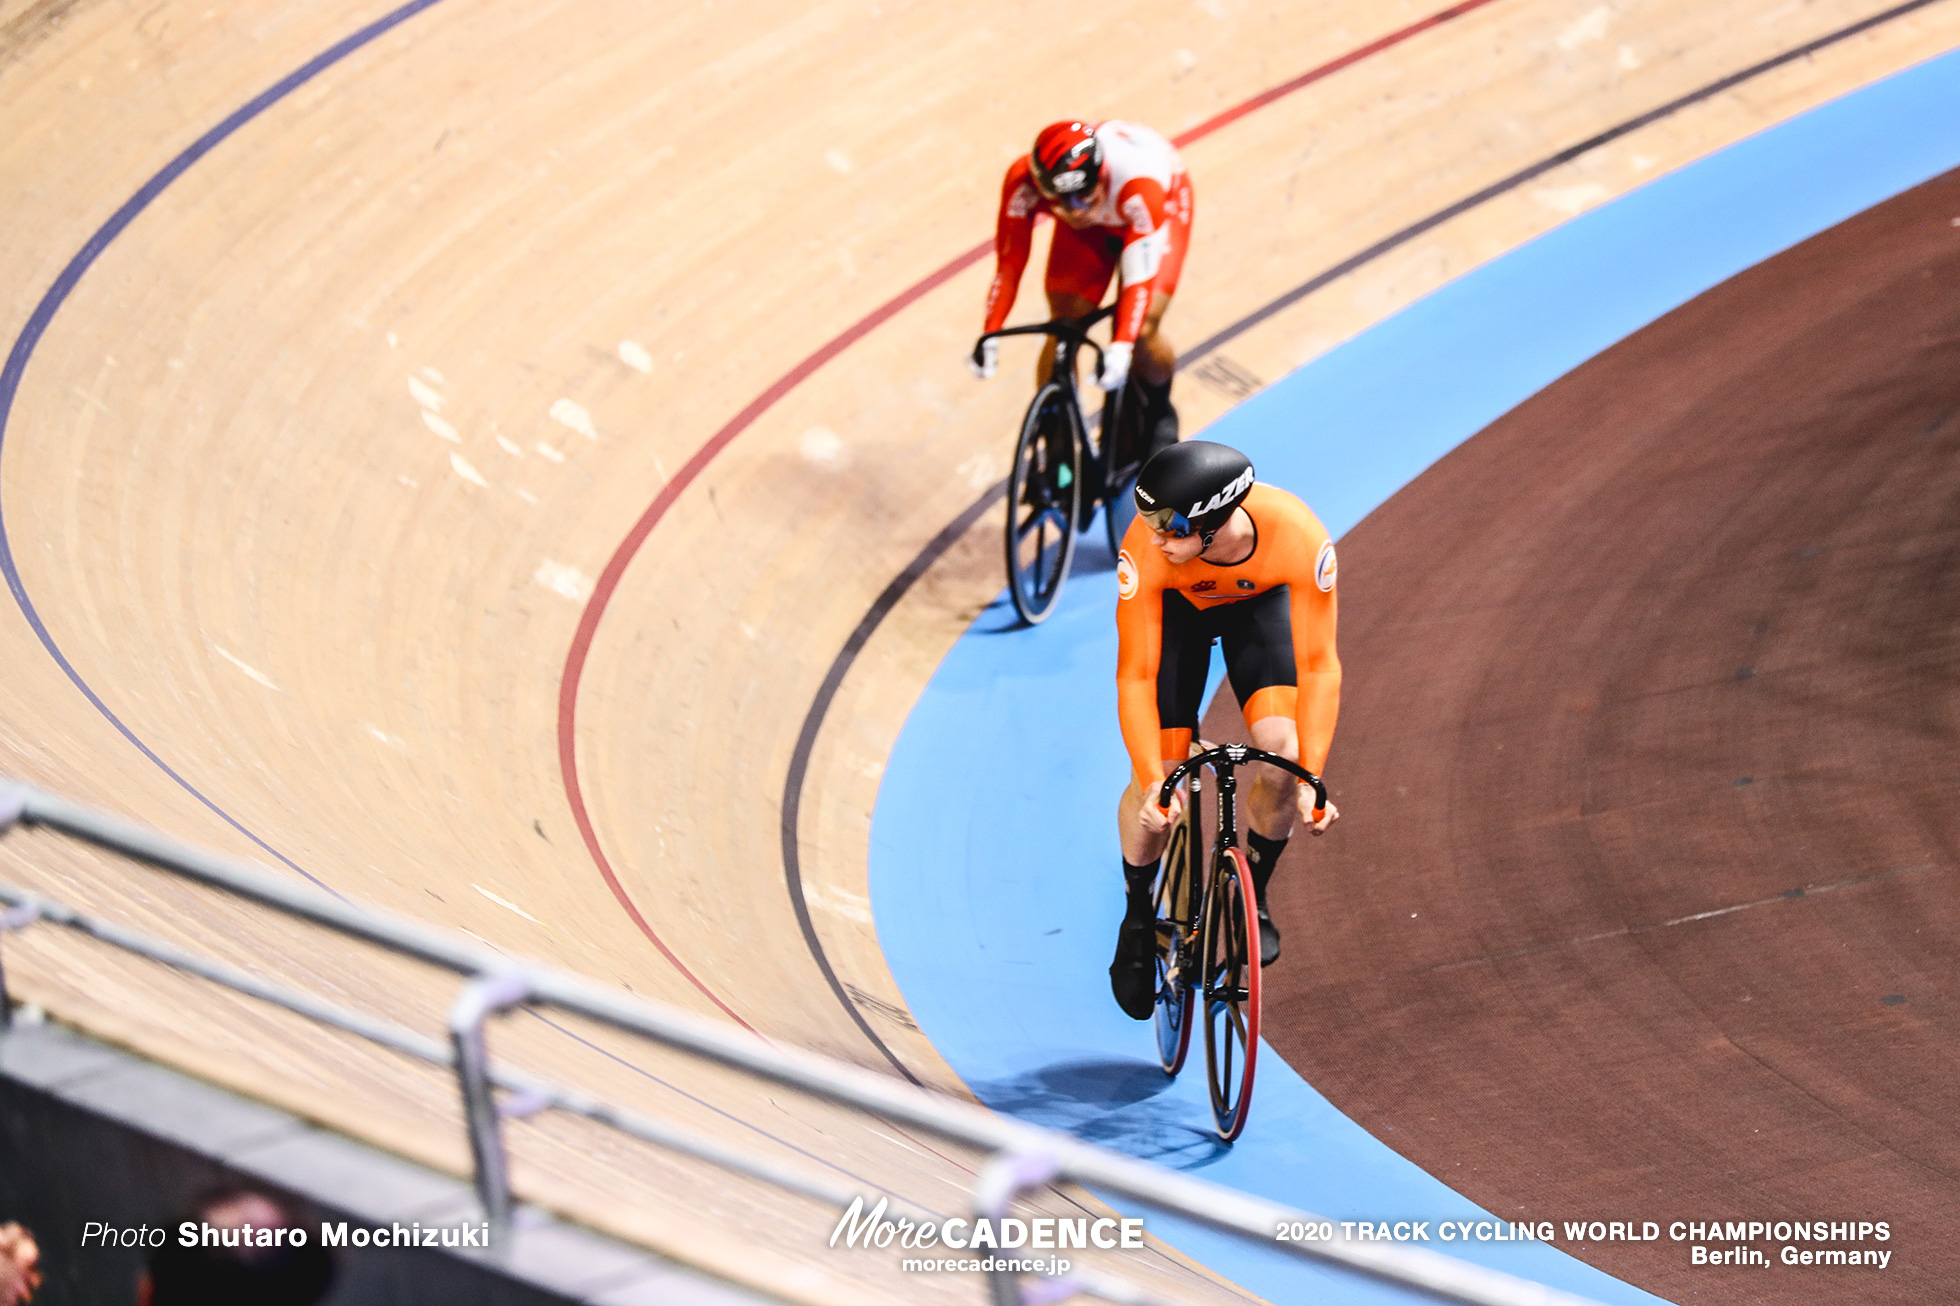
1160;767;1207;990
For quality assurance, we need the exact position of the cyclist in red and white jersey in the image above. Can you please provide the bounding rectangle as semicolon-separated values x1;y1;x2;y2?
969;119;1192;449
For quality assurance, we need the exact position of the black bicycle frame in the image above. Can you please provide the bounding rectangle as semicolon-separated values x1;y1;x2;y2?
977;303;1135;520
975;302;1116;386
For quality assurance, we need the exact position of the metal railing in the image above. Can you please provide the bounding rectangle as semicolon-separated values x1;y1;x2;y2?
0;781;1604;1306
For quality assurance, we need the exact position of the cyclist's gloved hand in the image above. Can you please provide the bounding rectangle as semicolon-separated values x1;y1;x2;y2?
969;337;999;380
1098;340;1133;392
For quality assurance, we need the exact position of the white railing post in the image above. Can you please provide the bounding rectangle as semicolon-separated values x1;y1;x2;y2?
973;1151;1068;1306
448;969;531;1247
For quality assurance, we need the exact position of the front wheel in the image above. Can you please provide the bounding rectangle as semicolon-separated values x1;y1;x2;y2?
1005;381;1083;625
1201;845;1261;1142
1152;804;1199;1077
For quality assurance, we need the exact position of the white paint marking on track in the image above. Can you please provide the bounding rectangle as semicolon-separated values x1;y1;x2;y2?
799;425;843;465
408;376;443;410
496;435;523;456
618;340;653;373
1532;182;1611;215
1557;5;1611;48
423;410;460;442
550;398;598;440
365;724;406;750
863;1126;927;1159
535;442;565;462
450;452;488;486
458;926;506;950
212;645;280;691
534;559;593;601
474;883;540;923
804;881;873;924
955;452;997;490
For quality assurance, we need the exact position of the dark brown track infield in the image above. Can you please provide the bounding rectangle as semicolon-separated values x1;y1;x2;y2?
1223;168;1960;1304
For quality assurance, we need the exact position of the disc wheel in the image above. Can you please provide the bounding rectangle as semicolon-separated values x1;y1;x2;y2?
1100;382;1145;556
1005;381;1083;624
1202;845;1261;1141
1152;805;1199;1077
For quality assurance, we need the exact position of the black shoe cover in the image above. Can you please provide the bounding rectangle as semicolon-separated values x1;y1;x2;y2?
1148;402;1179;456
1109;916;1157;1020
1257;903;1281;967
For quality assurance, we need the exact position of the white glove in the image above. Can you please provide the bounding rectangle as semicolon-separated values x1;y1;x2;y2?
969;337;998;380
1098;340;1133;392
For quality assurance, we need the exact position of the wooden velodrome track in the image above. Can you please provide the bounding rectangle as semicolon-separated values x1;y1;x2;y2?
0;0;1955;1301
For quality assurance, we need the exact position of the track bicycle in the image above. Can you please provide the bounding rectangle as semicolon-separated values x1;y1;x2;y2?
973;307;1152;624
1152;744;1327;1142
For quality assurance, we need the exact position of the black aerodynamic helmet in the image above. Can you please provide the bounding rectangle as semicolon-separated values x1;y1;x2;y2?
1133;440;1255;543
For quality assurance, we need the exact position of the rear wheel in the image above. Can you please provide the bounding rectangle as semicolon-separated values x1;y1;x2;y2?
1201;845;1261;1141
1152;803;1199;1076
1005;381;1082;624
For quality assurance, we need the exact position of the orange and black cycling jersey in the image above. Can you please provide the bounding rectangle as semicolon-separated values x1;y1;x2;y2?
1114;483;1340;791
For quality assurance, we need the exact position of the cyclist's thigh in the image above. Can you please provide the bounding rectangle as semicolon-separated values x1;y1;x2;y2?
1155;590;1215;757
1045;222;1121;304
1219;586;1297;728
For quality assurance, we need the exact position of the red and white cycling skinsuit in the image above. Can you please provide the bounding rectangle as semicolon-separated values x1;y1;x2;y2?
983;121;1193;345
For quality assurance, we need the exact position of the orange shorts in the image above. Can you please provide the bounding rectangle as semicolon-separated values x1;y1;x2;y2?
1044;175;1192;306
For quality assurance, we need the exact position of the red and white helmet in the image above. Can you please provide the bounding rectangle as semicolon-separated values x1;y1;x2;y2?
1030;120;1103;206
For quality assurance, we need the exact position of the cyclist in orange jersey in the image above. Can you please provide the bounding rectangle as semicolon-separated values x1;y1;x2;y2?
969;118;1192;449
1108;441;1341;1019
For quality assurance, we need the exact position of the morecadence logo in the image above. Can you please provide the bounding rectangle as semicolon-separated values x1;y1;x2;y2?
828;1196;1143;1256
